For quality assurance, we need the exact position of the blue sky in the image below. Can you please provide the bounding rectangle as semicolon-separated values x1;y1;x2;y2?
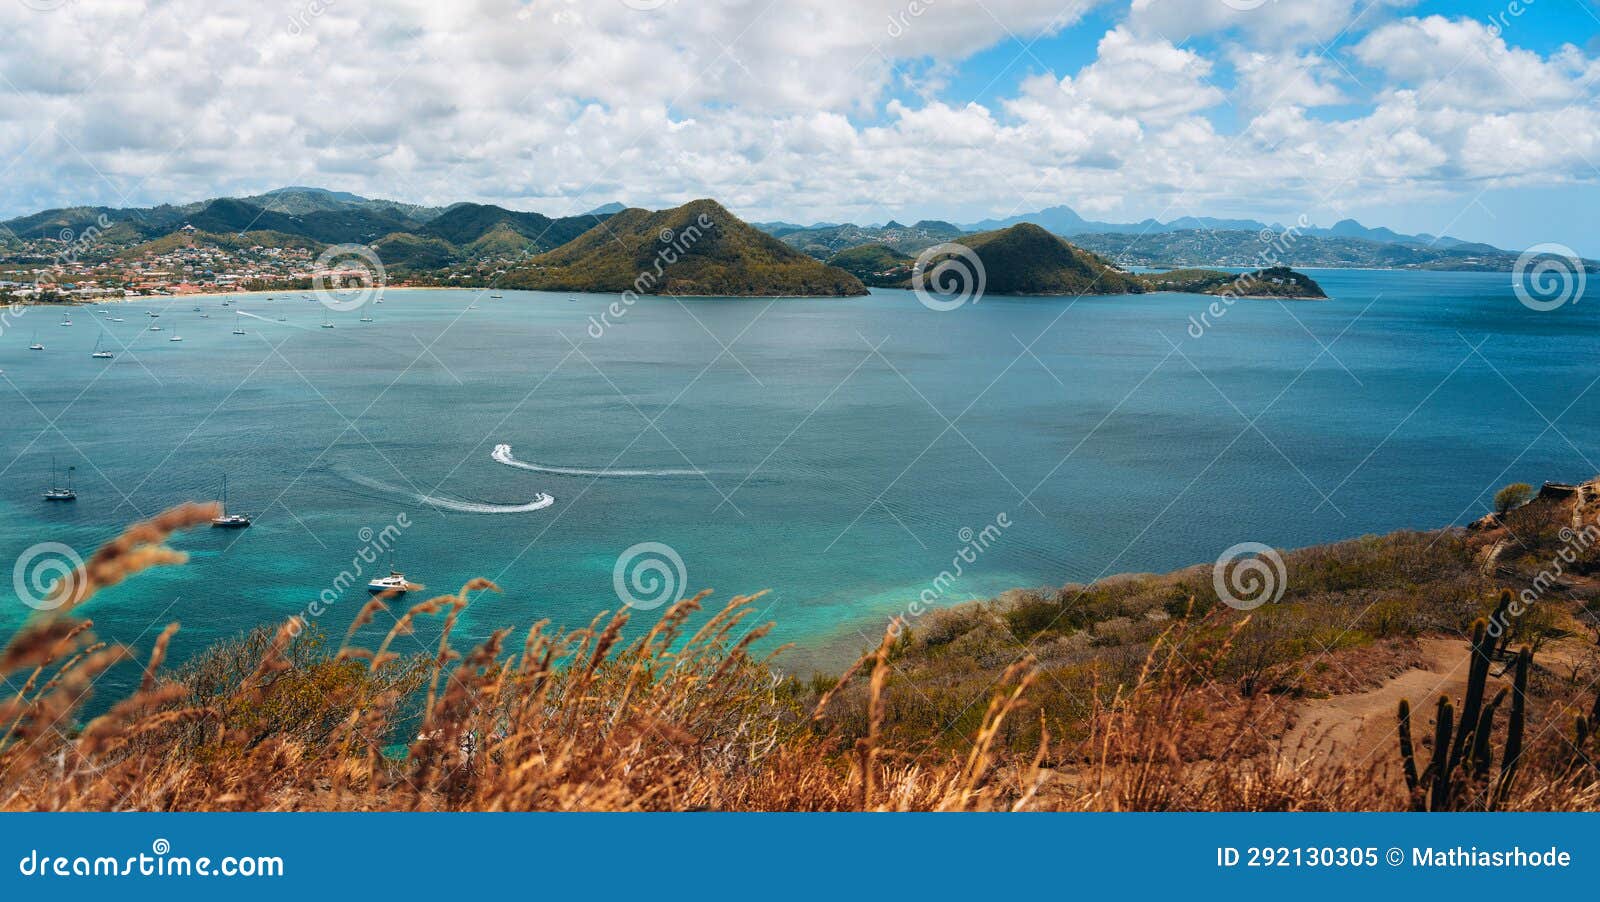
1;0;1597;253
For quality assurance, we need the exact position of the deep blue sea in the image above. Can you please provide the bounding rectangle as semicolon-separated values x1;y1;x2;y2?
2;271;1596;695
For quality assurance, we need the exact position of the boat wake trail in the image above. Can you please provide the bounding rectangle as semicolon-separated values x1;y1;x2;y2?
341;469;554;513
492;443;704;478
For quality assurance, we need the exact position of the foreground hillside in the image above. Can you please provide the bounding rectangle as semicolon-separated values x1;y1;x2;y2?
3;480;1598;811
500;199;868;297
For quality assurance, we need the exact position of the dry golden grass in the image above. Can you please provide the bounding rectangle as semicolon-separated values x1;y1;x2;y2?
3;504;1600;812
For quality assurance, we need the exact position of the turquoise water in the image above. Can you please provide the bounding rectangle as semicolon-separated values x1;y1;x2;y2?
2;271;1596;694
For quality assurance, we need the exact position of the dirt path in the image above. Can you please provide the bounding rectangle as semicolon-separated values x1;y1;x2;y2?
1285;635;1596;777
1284;638;1477;772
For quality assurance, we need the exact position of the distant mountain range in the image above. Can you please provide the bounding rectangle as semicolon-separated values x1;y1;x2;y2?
954;204;1491;250
3;189;1585;294
0;187;626;270
756;204;1585;272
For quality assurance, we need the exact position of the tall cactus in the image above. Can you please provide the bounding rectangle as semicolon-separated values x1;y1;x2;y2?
1446;620;1493;776
1395;622;1530;811
1398;699;1419;801
1492;648;1530;810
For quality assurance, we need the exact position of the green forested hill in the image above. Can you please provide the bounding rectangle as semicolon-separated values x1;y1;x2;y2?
501;199;868;296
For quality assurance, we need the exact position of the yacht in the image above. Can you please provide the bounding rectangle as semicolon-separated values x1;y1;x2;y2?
232;312;246;335
149;323;162;331
147;310;158;317
192;305;202;312
109;316;124;322
367;563;418;594
59;312;72;327
90;335;113;359
28;332;43;351
490;294;503;299
210;474;252;528
321;320;335;329
359;315;374;322
168;333;183;342
42;457;75;502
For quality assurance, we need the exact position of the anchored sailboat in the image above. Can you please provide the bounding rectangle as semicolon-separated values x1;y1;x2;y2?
42;457;75;502
211;474;252;528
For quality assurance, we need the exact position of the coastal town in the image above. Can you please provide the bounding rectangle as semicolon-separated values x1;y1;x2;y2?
0;224;376;301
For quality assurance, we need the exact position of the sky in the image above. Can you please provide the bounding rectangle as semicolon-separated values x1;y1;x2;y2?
1;0;1598;253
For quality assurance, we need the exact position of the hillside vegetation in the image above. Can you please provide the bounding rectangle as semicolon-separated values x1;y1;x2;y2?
501;199;868;297
1138;266;1327;299
881;225;1326;298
